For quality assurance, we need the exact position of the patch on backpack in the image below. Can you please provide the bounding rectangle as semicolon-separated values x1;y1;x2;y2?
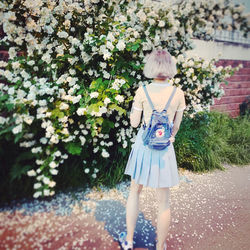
155;128;165;138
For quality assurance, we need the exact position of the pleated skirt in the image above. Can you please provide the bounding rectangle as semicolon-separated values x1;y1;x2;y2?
124;126;180;188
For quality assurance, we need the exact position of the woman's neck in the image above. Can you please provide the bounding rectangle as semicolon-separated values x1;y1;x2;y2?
153;78;170;83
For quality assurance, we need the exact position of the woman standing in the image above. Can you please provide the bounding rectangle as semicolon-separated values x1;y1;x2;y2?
119;49;186;250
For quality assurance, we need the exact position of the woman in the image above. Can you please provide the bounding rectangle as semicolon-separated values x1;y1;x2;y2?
119;49;186;250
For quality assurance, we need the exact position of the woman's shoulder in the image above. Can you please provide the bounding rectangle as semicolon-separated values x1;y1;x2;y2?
175;86;185;95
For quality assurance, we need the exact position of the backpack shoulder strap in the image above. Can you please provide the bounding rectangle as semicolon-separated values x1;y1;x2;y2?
142;83;155;111
163;86;177;112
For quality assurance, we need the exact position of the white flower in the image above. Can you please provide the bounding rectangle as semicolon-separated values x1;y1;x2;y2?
23;81;32;88
99;106;107;114
27;169;36;176
76;107;87;116
100;62;107;68
49;161;57;169
42;176;50;185
103;71;110;79
57;31;68;38
90;92;99;98
88;69;94;76
43;189;50;196
50;190;55;196
59;102;69;110
103;50;112;60
8;87;15;95
40;137;48;144
107;41;114;50
188;60;194;67
12;124;22;134
92;173;97;178
136;10;147;22
34;183;42;189
101;149;110;158
12;61;20;69
54;151;61;157
8;47;17;59
158;20;165;27
84;168;90;174
50;169;58;175
122;140;128;148
93;146;99;153
33;191;42;198
36;168;41;174
116;40;126;51
48;181;56;188
115;95;124;103
149;19;155;25
82;129;88;135
104;97;111;105
80;136;86;145
24;116;34;125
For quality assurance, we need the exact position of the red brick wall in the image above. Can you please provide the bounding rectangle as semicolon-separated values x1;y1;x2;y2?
211;60;250;118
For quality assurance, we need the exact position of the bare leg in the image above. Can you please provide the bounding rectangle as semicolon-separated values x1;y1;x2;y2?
156;187;171;250
126;179;143;243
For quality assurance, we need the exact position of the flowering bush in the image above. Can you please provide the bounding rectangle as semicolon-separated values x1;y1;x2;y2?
175;54;242;116
0;0;246;198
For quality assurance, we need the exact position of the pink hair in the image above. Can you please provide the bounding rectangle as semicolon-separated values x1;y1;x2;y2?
143;49;177;79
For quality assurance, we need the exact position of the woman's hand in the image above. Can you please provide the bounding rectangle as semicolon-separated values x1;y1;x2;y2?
169;136;175;143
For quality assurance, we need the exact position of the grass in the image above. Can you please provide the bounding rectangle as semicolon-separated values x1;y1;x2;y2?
175;110;250;172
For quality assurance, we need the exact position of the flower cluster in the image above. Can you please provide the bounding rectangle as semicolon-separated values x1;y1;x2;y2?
0;0;246;198
175;54;243;116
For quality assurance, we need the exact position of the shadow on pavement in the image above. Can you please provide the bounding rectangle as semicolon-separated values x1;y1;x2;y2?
94;199;157;249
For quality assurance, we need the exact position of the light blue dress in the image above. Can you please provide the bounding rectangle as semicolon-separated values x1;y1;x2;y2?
124;82;181;188
124;126;180;188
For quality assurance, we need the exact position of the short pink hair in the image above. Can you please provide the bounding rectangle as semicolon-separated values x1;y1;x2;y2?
143;49;177;79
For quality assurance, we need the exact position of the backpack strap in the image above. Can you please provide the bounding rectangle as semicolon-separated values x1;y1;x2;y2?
142;83;156;111
163;87;177;112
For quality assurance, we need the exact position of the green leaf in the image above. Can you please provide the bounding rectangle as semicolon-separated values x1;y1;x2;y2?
109;104;126;115
75;64;85;71
51;108;65;119
10;164;33;182
131;43;140;51
96;117;104;125
88;103;99;113
65;142;82;155
0;94;8;102
6;103;15;111
0;124;16;136
102;119;114;133
14;131;24;144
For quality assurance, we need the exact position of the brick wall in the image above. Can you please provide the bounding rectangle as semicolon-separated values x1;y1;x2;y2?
211;60;250;118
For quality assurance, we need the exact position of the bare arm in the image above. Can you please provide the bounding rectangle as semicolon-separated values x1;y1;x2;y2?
129;87;143;128
130;106;143;128
171;110;184;137
170;90;186;142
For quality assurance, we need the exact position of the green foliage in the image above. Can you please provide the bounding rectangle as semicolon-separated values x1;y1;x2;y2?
175;111;250;172
65;142;82;155
0;0;247;199
1;110;249;204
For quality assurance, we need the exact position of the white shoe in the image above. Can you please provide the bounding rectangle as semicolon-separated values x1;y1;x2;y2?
119;232;133;250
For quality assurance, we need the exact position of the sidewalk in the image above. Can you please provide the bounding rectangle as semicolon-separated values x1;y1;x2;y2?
0;164;250;250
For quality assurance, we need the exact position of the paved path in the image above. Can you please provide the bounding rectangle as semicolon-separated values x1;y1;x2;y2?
0;164;250;250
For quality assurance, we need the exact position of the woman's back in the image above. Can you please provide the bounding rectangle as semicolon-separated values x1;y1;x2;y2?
131;81;186;126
